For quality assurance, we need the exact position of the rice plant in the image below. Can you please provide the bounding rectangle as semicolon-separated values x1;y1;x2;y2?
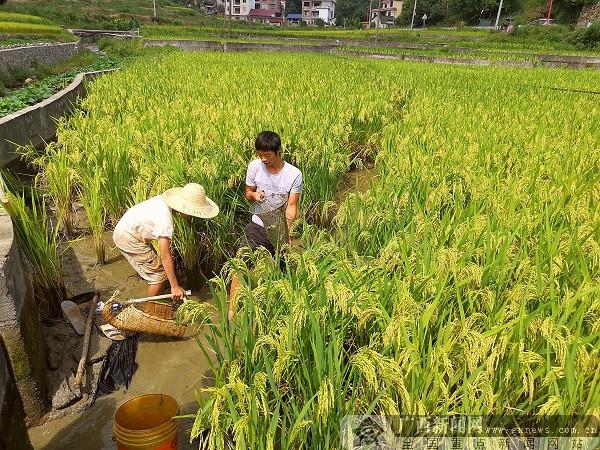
38;51;600;447
33;144;77;237
78;172;106;265
0;173;67;318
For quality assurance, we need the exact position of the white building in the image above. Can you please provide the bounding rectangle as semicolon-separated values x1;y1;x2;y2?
221;0;284;19
302;0;335;25
255;0;284;10
371;0;403;27
223;0;255;19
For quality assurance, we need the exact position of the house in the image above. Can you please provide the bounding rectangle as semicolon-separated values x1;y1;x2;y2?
285;12;303;24
255;0;283;10
223;0;255;19
301;0;335;25
370;0;403;28
248;7;284;24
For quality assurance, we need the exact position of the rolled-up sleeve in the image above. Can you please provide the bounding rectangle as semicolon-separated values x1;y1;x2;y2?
246;161;257;187
290;171;302;194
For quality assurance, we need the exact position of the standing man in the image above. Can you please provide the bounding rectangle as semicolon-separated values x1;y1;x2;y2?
113;183;219;299
228;131;302;319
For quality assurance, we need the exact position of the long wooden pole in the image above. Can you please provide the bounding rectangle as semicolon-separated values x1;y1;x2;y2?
73;292;100;389
125;290;191;305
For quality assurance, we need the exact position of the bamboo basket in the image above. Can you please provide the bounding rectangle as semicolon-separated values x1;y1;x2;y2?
102;293;186;338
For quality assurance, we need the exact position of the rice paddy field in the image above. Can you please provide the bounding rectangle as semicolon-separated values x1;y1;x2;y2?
17;50;600;447
142;24;600;57
0;11;75;45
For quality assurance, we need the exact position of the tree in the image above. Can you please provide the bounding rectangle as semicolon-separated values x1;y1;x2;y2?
286;0;302;14
552;0;596;22
336;0;370;24
448;0;498;24
445;0;521;25
398;0;449;25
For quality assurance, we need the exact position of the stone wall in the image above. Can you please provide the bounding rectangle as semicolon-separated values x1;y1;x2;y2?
0;69;116;168
0;338;33;449
0;210;47;425
577;4;600;27
0;42;79;73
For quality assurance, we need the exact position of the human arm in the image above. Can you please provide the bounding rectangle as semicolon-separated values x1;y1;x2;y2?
285;192;300;244
158;237;185;300
285;171;302;244
245;184;265;203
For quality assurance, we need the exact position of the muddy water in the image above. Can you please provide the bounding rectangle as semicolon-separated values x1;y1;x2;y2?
29;232;216;449
29;333;212;449
335;167;379;202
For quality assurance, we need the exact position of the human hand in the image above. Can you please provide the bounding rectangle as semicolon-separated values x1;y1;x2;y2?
171;286;186;301
254;191;266;202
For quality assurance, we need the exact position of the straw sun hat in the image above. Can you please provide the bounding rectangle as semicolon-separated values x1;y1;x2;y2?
162;183;219;219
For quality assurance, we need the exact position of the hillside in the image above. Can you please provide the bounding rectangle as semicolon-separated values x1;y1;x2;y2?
0;11;75;45
336;0;593;26
0;0;221;29
2;0;595;29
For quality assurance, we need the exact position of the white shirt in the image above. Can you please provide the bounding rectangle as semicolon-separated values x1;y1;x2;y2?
113;196;174;253
245;159;302;227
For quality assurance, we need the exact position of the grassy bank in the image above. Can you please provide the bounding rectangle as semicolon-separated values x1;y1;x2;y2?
0;50;119;117
0;39;174;117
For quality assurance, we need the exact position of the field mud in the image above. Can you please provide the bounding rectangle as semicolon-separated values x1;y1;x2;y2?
29;231;214;449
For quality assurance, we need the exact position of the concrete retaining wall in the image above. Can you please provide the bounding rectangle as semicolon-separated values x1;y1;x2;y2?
145;39;600;70
0;69;116;168
0;210;47;425
0;338;33;449
0;42;79;73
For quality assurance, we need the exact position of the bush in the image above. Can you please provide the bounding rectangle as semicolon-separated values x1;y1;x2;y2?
7;65;33;85
151;15;182;25
510;23;571;43
97;37;146;58
95;17;140;30
112;17;141;30
97;37;176;59
568;21;600;49
0;69;13;89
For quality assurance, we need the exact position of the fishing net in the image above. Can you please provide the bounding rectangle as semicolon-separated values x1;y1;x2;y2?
92;334;139;403
252;192;289;249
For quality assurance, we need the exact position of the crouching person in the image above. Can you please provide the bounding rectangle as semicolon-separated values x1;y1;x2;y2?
228;131;302;320
113;183;219;299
